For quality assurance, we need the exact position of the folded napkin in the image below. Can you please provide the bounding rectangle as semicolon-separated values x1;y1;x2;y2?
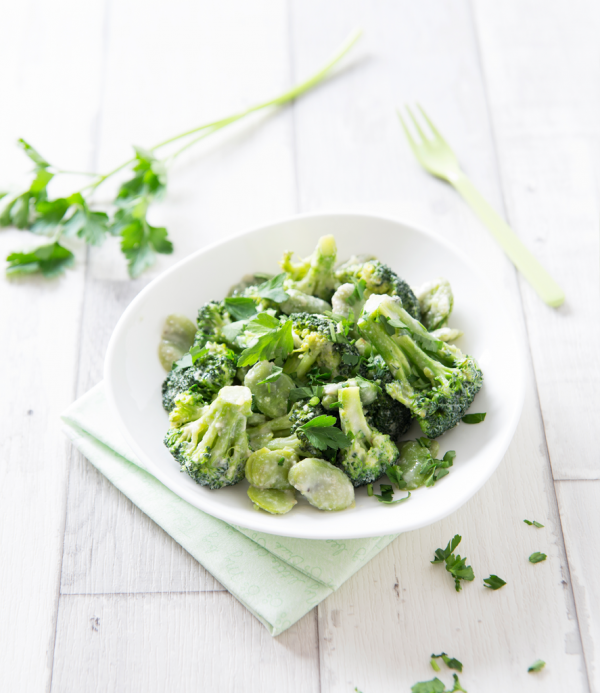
61;384;398;636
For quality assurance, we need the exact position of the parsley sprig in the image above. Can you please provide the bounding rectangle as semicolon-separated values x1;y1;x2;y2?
432;535;475;592
297;415;350;451
2;31;361;279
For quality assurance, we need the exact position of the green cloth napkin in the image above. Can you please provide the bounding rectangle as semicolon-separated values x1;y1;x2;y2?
61;383;398;636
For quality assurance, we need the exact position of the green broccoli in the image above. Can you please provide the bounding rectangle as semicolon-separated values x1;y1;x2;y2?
335;259;421;321
289;399;337;461
359;355;412;439
415;277;454;331
161;341;237;412
168;390;206;427
283;313;360;381
336;386;399;486
280;235;338;300
358;294;483;438
194;300;233;349
164;385;253;489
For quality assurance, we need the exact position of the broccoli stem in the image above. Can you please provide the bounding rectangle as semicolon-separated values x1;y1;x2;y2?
339;387;372;445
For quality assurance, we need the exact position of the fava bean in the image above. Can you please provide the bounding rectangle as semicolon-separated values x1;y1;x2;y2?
244;360;294;418
158;314;196;371
245;448;297;490
288;458;354;511
248;487;297;515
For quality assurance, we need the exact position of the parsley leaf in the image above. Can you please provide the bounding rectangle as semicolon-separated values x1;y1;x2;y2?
529;552;547;564
112;147;172;278
524;519;544;528
432;535;474;592
6;242;75;278
386;464;407;490
419;449;456;487
298;415;350;451
257;365;284;387
412;676;466;693
342;351;360;366
256;272;289;302
528;660;546;673
483;574;506;590
224;297;258;321
431;653;463;673
288;385;323;404
411;679;447;693
373;483;411;505
461;413;486;424
237;318;294;368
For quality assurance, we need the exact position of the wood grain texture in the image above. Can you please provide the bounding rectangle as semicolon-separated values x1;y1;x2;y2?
0;1;105;690
50;593;319;693
556;481;600;693
471;0;600;479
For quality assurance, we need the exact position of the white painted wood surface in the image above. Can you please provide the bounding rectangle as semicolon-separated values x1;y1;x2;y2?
0;1;597;692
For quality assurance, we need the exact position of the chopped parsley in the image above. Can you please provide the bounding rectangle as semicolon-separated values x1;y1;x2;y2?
297;415;350;451
432;535;475;592
528;660;545;673
412;674;467;693
224;296;257;320
237;316;294;367
431;653;463;672
461;413;486;424
529;552;547;564
256;272;289;302
524;519;544;528
483;574;506;590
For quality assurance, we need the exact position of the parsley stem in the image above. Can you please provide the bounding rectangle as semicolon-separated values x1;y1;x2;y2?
76;29;362;195
151;28;362;151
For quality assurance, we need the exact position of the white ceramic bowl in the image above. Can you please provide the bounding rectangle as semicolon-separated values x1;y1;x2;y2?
105;213;525;539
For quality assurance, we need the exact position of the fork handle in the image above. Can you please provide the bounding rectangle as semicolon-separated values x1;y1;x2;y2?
452;174;565;307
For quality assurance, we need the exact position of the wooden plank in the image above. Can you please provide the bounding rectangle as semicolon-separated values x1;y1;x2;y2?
0;1;106;691
470;0;600;479
556;481;600;693
61;449;223;594
61;0;297;597
288;0;590;690
50;593;320;692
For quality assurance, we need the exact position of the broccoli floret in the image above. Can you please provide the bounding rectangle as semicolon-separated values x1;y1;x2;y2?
336;386;399;486
358;295;483;438
283;313;360;381
280;235;338;301
168;390;207;427
289;399;337;461
331;282;366;320
358;355;412;439
164;385;253;489
194;301;233;349
335;259;421;321
415;277;454;331
161;341;237;412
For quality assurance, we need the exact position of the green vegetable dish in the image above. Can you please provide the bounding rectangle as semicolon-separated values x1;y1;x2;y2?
159;235;484;515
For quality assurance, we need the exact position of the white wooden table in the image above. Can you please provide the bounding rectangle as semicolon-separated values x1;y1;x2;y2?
1;1;598;691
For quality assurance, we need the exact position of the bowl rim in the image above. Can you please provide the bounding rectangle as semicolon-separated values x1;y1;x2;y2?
104;210;526;539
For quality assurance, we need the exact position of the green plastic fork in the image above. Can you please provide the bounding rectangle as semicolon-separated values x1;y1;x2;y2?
398;105;565;307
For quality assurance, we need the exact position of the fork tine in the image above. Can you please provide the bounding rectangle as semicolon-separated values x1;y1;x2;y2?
397;110;421;158
405;104;428;142
416;103;448;146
